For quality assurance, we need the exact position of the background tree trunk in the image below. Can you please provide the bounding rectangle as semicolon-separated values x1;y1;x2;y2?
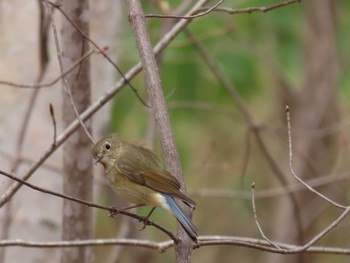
60;1;93;263
268;1;339;262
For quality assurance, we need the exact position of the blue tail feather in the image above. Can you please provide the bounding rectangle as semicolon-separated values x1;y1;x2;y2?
163;195;198;241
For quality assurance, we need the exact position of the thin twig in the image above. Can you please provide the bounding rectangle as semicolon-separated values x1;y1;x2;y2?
0;169;178;242
197;0;301;15
44;1;95;145
283;105;350;252
49;103;57;146
0;49;100;89
285;105;347;209
42;0;149;108
0;150;62;174
146;0;223;19
251;183;281;249
294;207;350;252
146;0;301;19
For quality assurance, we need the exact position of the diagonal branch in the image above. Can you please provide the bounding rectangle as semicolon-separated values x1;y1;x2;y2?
0;169;178;242
0;49;102;89
0;0;210;213
44;1;94;145
285;106;347;209
126;1;211;262
42;0;148;108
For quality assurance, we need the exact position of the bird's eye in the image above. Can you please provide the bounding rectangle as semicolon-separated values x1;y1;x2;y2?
104;142;111;151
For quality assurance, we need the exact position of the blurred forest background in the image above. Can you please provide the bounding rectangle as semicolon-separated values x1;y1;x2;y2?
1;0;350;263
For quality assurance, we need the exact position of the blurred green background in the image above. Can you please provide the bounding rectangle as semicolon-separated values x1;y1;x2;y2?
93;1;350;262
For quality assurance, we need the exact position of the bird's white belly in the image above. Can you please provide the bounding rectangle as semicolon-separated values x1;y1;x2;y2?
107;174;169;210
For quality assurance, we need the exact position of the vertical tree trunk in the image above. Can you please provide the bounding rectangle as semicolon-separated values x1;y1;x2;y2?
269;0;339;262
60;1;93;263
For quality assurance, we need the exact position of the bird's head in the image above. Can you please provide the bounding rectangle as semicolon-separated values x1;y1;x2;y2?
92;133;122;170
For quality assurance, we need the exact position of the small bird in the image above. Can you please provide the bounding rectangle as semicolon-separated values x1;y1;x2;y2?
92;133;197;241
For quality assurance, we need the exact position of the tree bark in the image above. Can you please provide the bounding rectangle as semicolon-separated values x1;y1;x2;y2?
60;1;93;263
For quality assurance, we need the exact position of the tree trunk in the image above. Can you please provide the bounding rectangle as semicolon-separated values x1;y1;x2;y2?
268;1;339;262
60;1;93;263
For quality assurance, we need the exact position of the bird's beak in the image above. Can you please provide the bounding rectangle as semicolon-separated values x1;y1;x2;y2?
94;154;103;165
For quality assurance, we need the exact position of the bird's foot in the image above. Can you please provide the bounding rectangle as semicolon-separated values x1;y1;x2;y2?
137;216;150;231
137;207;156;231
107;206;120;217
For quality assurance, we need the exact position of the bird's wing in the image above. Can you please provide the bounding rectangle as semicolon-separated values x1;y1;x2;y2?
117;157;181;192
116;147;196;206
135;144;162;166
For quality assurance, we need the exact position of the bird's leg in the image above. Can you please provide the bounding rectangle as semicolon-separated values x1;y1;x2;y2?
137;207;156;231
121;204;145;211
108;204;145;217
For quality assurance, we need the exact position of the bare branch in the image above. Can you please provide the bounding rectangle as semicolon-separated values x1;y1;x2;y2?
294;207;350;252
44;1;95;145
0;235;349;256
49;103;57;146
145;0;301;19
197;0;301;15
0;49;100;89
146;0;223;19
0;238;173;252
0;169;178;242
126;0;212;260
42;0;149;108
0;149;61;175
1;236;350;256
235;105;350;254
251;183;281;249
285;105;347;209
195;235;350;255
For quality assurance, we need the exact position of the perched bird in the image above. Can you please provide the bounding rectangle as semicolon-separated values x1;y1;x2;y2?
92;133;197;241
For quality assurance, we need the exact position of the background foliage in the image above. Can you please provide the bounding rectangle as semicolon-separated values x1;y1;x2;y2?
100;1;350;262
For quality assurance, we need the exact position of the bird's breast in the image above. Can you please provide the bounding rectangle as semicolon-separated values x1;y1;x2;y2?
105;169;168;209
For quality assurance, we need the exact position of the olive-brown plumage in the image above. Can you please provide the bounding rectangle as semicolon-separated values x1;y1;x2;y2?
92;133;197;240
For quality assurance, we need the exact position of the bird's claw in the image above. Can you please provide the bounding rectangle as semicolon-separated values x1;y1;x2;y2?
107;206;120;217
137;216;149;231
